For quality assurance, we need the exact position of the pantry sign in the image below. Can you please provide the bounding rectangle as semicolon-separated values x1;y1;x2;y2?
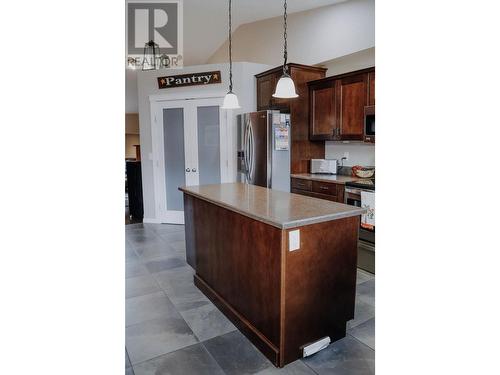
157;71;222;89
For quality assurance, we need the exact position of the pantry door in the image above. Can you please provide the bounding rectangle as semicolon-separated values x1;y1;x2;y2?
152;97;226;224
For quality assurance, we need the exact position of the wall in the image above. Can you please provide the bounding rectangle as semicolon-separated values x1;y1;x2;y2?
325;142;374;167
322;47;375;76
126;113;139;134
137;62;271;222
125;134;140;159
126;70;139;113
207;0;374;66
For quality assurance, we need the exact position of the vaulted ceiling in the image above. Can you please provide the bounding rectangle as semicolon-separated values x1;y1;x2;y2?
182;0;348;66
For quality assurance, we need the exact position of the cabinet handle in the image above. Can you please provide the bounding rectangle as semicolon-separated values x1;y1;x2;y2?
320;186;329;190
192;168;197;172
185;168;190;172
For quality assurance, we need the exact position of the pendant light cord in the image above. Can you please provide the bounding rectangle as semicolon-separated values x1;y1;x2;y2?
228;0;233;92
283;0;288;75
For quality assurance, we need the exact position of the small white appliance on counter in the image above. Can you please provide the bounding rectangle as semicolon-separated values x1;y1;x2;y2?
310;159;338;174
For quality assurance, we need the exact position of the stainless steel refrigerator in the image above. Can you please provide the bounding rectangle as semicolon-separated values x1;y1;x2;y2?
237;110;291;192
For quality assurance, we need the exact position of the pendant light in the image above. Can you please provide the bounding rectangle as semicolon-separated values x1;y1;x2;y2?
142;40;159;71
273;0;298;98
222;0;241;109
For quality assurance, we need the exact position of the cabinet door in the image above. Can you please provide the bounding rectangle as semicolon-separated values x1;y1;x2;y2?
257;74;276;110
338;74;368;141
368;71;375;106
310;82;336;140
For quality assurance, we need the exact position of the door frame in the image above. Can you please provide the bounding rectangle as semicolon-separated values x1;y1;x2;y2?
150;93;229;224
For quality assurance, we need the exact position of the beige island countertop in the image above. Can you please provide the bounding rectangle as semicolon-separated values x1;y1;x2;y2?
291;173;370;184
179;183;365;229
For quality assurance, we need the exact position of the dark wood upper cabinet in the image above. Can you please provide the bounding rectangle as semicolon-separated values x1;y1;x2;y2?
309;81;338;141
368;71;375;106
308;67;374;142
256;73;278;111
255;64;327;174
338;74;368;141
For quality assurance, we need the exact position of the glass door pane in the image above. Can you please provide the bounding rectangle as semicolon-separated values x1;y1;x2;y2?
163;108;185;211
197;106;221;185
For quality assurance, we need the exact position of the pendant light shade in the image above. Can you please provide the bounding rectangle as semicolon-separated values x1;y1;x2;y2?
273;74;298;98
273;0;298;99
222;92;240;109
222;0;240;109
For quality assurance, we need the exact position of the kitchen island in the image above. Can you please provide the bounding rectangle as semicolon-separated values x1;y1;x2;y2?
179;183;365;367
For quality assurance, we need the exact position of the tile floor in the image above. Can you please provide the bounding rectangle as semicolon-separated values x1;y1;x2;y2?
126;223;375;375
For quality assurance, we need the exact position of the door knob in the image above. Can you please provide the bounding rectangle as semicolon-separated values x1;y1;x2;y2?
186;168;190;172
192;168;197;172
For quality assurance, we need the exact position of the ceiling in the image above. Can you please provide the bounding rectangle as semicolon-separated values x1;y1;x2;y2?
182;0;348;65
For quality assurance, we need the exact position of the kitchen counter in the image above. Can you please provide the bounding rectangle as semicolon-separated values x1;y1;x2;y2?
291;173;368;184
180;182;364;367
179;183;365;229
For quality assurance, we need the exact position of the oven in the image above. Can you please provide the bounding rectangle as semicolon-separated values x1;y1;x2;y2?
345;185;375;273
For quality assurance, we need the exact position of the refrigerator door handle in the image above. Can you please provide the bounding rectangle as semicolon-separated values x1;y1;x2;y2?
244;117;251;182
248;122;254;180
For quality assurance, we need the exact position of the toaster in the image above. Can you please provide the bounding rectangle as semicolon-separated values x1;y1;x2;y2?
311;159;338;174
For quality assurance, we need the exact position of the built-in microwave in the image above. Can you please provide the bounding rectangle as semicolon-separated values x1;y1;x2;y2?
364;105;375;143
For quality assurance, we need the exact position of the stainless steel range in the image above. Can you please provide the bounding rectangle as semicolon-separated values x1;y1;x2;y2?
345;179;375;273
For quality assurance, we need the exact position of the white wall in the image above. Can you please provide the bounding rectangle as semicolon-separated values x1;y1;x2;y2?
207;0;374;66
322;47;375;76
126;69;139;113
325;142;375;167
137;62;271;221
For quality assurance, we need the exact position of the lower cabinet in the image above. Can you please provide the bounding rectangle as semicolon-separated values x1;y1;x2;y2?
291;178;344;203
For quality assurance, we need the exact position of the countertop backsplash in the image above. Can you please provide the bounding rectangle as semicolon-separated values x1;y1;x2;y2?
325;142;375;168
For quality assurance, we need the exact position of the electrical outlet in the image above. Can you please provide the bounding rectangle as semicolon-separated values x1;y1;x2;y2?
343;152;349;160
289;230;300;251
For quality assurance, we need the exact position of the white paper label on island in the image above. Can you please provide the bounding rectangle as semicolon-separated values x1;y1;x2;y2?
289;230;300;251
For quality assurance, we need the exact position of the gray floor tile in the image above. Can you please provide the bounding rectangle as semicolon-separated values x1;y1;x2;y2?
126;291;178;326
128;234;166;248
356;269;374;285
126;274;161;299
143;256;187;274
169;240;186;253
154;266;211;312
203;330;272;375
126;317;198;364
180;302;236;342
126;348;131;368
126;243;140;263
158;231;186;243
135;243;177;261
126;261;149;279
348;318;375;350
256;360;316;374
302;335;374;375
151;224;185;235
356;279;375;306
133;343;225;375
347;299;375;329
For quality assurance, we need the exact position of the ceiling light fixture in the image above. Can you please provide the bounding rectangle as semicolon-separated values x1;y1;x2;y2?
273;0;298;99
222;0;241;109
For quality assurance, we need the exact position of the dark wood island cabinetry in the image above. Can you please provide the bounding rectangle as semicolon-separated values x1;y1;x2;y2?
180;183;365;367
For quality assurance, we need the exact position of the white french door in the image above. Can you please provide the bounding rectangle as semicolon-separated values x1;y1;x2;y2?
152;97;226;224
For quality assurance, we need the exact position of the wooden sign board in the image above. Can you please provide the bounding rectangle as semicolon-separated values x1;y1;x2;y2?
157;71;222;89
